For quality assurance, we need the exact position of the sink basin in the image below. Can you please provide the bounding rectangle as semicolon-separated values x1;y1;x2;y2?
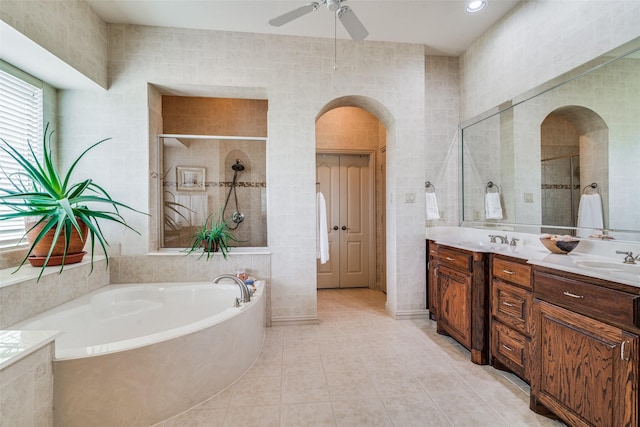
574;259;640;273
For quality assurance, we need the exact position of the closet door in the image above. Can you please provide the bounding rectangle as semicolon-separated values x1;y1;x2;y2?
316;154;370;288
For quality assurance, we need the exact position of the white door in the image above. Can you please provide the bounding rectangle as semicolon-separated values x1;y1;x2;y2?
316;153;371;288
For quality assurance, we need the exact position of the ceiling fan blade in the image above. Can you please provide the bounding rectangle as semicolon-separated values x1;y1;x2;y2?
337;6;369;41
269;3;319;27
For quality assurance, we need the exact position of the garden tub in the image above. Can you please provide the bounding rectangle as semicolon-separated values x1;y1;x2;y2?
14;280;266;427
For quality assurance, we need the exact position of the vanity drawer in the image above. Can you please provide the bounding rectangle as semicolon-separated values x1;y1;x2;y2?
535;270;640;329
492;279;531;335
492;320;529;380
436;247;472;272
493;257;531;289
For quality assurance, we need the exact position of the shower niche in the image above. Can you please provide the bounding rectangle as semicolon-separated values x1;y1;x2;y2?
158;96;268;249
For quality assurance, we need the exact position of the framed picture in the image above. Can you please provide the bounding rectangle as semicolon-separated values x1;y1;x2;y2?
177;166;206;191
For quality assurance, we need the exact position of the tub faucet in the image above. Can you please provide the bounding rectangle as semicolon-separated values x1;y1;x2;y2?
489;234;508;244
616;251;639;264
212;274;251;305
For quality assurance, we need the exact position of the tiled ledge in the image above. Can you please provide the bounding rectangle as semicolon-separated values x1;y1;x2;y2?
0;255;107;289
0;330;62;370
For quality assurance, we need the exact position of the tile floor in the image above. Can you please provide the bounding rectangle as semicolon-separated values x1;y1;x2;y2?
156;288;565;427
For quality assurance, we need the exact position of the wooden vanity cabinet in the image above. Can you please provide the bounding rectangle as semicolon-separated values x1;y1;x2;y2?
434;244;489;365
427;240;438;320
530;266;640;427
490;255;533;382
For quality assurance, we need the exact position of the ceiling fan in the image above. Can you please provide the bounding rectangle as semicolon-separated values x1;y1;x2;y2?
268;0;369;41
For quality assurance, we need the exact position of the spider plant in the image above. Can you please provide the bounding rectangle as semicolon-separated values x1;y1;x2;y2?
0;124;146;279
184;212;240;260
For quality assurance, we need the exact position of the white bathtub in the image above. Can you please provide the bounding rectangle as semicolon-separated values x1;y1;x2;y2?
14;280;266;427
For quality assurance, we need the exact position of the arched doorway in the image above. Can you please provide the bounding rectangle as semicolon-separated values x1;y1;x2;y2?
315;99;391;292
540;106;609;235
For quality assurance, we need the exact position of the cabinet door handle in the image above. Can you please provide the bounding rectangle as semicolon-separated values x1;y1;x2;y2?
502;344;514;352
502;301;514;307
502;269;515;275
621;340;630;361
563;291;584;299
445;257;455;261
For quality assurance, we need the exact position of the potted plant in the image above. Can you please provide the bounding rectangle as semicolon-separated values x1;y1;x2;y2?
0;125;145;279
185;212;240;260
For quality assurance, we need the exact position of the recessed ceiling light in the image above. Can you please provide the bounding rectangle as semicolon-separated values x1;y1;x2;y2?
466;0;487;13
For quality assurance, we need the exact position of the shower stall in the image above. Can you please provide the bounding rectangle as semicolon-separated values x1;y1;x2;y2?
541;154;580;235
158;135;267;249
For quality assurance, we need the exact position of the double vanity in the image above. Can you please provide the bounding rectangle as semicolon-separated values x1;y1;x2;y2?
426;227;640;427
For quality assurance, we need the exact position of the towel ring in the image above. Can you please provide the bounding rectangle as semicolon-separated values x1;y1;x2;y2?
425;181;436;193
582;182;599;194
485;181;500;193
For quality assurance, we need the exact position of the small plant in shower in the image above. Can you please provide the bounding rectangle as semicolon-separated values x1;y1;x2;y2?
184;211;240;260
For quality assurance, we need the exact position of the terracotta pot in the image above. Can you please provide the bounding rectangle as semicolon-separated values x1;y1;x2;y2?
25;218;89;257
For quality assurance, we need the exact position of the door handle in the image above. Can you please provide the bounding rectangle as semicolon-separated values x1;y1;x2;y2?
341;226;350;231
333;226;339;230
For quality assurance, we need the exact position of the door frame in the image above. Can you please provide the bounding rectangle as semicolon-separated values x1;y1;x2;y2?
316;148;378;290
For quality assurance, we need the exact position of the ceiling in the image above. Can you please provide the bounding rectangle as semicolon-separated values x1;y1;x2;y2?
86;0;522;56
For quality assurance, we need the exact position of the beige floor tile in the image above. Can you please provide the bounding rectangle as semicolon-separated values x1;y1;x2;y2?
382;392;452;427
369;366;424;397
331;398;393;427
153;288;567;426
281;373;330;404
222;405;280;427
281;402;336;427
228;375;281;407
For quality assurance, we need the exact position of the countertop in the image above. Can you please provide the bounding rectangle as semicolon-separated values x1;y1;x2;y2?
427;227;640;289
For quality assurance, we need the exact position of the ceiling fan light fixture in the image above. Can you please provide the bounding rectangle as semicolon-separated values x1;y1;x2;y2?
327;0;341;12
466;0;487;13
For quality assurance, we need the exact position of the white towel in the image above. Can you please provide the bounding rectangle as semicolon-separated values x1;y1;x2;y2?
485;192;503;220
316;192;329;264
190;195;208;226
174;195;191;227
425;192;440;220
577;193;603;237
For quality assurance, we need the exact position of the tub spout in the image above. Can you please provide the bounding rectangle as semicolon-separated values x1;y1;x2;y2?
212;274;251;304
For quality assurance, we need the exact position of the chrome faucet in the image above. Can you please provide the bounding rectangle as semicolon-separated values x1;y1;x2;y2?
489;234;508;244
616;251;640;264
510;237;519;247
212;274;251;306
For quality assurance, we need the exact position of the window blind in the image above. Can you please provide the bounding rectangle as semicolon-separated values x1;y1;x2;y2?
0;68;43;248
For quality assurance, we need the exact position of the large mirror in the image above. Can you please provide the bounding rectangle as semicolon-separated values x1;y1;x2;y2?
462;36;640;242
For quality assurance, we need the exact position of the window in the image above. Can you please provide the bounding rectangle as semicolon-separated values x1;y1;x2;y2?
0;64;44;248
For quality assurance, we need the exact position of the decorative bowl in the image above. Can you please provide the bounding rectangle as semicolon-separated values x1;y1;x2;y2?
540;237;579;254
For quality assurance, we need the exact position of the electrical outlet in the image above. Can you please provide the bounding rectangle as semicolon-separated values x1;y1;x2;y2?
404;192;416;203
524;192;534;203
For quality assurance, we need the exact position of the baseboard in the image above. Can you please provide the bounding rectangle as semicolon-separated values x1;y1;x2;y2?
386;305;429;320
271;314;319;326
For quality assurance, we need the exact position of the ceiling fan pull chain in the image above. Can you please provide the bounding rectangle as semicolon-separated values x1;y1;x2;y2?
334;12;338;70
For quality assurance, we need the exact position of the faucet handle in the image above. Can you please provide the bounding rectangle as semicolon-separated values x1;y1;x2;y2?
616;251;636;264
510;238;519;247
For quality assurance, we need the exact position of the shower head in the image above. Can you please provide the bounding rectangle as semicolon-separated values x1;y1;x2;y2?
231;160;245;172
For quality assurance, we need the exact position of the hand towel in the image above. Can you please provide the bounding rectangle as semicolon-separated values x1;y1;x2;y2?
577;193;603;237
426;192;440;220
485;192;503;220
174;195;191;227
190;195;208;226
316;192;329;264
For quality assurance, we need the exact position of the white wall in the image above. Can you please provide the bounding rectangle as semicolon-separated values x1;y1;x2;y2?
57;26;427;322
